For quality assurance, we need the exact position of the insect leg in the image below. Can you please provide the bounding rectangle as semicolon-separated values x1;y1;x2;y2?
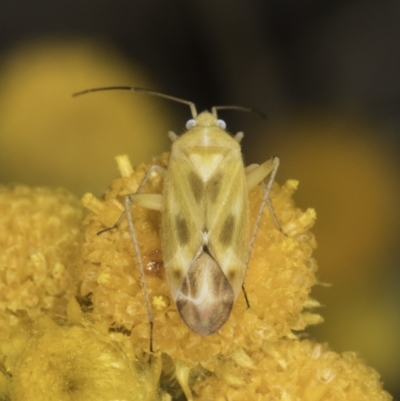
98;165;166;352
136;165;166;193
97;165;165;235
124;195;156;352
122;165;165;353
243;157;281;307
97;210;127;235
246;157;281;232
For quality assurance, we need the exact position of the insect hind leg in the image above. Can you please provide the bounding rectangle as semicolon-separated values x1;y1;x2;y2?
259;157;282;232
246;157;282;234
124;195;154;352
97;164;166;352
243;157;282;308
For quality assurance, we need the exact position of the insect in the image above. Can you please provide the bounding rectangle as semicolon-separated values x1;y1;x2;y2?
74;87;281;351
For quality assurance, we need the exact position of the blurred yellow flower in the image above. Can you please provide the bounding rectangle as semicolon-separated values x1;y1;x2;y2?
1;307;162;401
0;40;175;195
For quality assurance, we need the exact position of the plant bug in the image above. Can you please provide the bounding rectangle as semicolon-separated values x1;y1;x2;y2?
74;86;281;352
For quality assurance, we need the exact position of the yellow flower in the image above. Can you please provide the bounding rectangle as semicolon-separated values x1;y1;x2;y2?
1;307;161;401
0;154;392;400
0;185;83;328
192;340;392;401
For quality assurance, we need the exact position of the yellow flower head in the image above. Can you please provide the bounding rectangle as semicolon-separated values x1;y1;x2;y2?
192;340;392;401
1;310;161;401
0;185;83;328
0;154;391;400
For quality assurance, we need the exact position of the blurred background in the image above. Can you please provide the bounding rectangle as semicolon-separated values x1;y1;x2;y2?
1;0;399;397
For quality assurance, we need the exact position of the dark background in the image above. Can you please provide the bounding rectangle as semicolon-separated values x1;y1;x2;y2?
1;0;399;398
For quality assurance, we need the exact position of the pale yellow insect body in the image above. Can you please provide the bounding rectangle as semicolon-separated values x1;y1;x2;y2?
162;112;249;335
122;108;280;340
74;86;280;347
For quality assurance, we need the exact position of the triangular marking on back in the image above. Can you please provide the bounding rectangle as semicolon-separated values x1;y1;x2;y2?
188;153;224;181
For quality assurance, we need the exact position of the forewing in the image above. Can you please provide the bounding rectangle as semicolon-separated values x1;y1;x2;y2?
205;150;249;298
162;150;205;298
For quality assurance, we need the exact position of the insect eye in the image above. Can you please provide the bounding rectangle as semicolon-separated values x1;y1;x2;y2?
217;119;226;130
185;119;196;130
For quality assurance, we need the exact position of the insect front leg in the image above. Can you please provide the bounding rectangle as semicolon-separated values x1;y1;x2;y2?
97;165;165;235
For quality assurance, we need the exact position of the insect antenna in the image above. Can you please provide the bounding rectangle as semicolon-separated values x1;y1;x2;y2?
212;105;266;119
73;86;198;118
